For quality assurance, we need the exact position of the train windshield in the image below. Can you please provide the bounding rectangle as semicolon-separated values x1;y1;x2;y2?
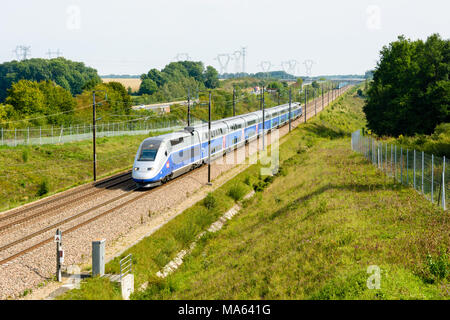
138;140;162;161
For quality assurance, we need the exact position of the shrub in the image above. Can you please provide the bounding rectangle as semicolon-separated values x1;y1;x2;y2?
227;183;247;202
425;250;449;282
36;180;49;196
22;150;29;163
203;192;217;210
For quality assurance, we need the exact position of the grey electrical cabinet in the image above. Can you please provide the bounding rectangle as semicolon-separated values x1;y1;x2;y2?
92;239;105;276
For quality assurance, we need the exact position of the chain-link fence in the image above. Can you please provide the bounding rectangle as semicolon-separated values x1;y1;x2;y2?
351;130;448;210
0;117;206;147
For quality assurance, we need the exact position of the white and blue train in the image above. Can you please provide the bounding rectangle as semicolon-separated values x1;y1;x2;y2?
132;102;302;187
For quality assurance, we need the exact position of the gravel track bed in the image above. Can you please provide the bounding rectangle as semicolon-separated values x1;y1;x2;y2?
0;180;136;248
0;89;348;299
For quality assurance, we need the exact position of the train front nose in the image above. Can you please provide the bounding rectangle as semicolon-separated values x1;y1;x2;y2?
132;163;155;180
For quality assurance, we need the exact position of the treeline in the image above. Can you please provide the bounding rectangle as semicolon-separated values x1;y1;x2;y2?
364;34;449;137
0;79;132;128
137;61;219;103
0;58;101;102
221;70;296;80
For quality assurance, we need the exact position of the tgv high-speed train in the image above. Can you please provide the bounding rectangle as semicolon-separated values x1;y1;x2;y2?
132;102;302;187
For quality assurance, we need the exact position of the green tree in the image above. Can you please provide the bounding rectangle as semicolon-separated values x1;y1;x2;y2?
5;80;47;116
0;58;101;102
364;34;449;136
204;66;219;89
138;78;158;95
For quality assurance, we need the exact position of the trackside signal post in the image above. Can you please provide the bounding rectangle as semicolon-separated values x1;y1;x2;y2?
55;229;63;282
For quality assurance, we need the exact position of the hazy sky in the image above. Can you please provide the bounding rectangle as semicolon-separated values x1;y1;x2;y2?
1;0;449;76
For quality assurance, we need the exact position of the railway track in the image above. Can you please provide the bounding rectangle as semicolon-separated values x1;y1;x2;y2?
0;87;349;267
0;176;135;232
0;170;132;226
0;179;177;266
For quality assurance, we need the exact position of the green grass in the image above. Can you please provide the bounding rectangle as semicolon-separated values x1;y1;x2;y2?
60;86;449;300
377;123;450;158
0;131;170;213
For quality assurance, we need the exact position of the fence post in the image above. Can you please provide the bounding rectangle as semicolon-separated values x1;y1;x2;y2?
406;149;409;186
422;151;424;194
1;127;3;146
385;143;387;174
27;127;30;145
395;145;397;181
391;144;394;176
413;150;416;190
431;154;434;203
400;147;403;185
14;128;17;147
59;126;64;143
443;156;446;210
40;127;42;145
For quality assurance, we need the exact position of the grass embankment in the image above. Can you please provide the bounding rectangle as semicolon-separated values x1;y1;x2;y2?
62;87;449;300
0;132;169;213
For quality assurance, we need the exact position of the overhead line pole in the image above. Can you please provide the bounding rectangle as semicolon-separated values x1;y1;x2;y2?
93;92;97;182
289;88;292;132
92;90;107;182
233;87;236;117
304;87;307;123
207;91;212;185
262;86;265;151
187;88;191;126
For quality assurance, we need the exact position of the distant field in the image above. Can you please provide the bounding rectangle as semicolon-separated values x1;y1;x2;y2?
102;78;141;92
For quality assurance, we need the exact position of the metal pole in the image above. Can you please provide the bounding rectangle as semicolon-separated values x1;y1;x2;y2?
314;88;317;116
304;87;307;123
187;88;191;126
207;91;212;185
262;86;265;151
400;147;403;184
93;92;97;182
406;149;409;185
395;145;397;181
328;84;330;105
385;143;387;174
56;229;62;282
413;150;416;189
322;85;324;111
391;144;393;176
233;87;236;117
422;151;424;194
442;156;446;210
431;154;434;202
289;88;292;132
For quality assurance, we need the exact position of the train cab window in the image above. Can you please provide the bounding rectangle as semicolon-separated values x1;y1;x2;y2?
138;139;162;161
170;137;184;146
